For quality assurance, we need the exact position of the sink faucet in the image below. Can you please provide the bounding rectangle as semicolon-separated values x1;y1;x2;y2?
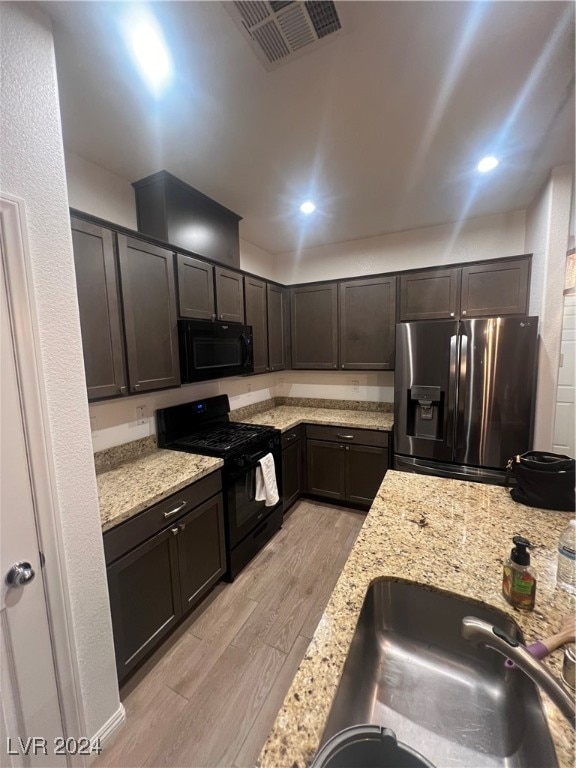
462;616;575;728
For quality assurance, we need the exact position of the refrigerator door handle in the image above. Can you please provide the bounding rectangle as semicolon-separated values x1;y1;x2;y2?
447;334;459;448
456;334;469;452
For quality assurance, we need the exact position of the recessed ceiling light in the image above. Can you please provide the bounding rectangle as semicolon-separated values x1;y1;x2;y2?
300;201;316;214
477;156;499;173
125;10;172;97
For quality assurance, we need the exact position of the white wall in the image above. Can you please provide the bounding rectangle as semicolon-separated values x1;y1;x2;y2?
239;238;278;281
275;210;526;284
65;151;138;229
0;3;120;741
526;165;573;451
64;151;278;277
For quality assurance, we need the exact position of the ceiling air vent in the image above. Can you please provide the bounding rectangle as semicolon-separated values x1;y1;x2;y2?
225;1;343;70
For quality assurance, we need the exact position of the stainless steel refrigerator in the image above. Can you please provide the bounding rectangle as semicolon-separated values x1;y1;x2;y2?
394;317;538;484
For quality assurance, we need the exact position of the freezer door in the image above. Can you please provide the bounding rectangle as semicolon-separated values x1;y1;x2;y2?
454;317;538;470
394;320;459;462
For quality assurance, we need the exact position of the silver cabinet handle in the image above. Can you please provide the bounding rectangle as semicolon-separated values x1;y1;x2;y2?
462;310;467;316
119;385;127;393
6;561;35;587
345;446;350;451
170;527;179;536
133;384;141;391
336;433;354;440
450;312;455;317
164;500;188;518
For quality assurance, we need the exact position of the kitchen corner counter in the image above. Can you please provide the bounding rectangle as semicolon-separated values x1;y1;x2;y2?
258;471;575;768
233;404;394;433
95;440;223;532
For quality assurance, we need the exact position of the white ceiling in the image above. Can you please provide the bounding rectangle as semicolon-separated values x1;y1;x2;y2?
47;1;575;255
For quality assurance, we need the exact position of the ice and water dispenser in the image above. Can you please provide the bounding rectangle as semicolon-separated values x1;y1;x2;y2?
406;385;444;439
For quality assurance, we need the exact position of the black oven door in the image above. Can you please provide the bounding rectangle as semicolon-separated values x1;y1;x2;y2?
225;464;268;548
179;319;253;383
225;441;282;548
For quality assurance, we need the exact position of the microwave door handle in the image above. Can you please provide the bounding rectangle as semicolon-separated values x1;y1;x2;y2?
240;333;253;370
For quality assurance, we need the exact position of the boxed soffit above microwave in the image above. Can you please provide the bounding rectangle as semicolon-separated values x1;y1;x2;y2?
133;171;242;270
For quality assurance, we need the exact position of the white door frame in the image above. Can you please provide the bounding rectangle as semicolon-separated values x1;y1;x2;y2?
0;194;86;759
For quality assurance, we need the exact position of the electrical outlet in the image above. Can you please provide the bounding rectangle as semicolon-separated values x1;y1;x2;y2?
90;415;97;432
136;405;147;425
351;379;360;394
248;381;252;392
278;377;285;386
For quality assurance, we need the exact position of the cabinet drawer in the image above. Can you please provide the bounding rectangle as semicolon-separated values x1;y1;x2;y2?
305;424;389;447
103;469;222;564
281;425;302;449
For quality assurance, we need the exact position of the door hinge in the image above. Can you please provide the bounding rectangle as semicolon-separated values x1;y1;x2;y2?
559;353;564;368
39;551;46;568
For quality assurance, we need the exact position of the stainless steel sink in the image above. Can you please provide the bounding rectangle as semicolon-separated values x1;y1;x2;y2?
320;578;558;768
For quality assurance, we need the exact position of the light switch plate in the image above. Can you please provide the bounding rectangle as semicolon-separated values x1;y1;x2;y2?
351;379;360;394
136;405;147;425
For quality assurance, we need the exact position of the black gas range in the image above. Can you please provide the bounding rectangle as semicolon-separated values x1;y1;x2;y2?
156;395;283;580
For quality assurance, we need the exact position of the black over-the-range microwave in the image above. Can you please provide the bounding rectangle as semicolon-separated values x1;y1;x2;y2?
178;319;254;383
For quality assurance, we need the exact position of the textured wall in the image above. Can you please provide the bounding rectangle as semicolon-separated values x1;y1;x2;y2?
0;3;119;739
275;210;527;284
526;166;573;450
65;151;138;229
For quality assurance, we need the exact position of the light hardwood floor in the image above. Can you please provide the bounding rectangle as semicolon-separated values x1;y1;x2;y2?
97;500;364;768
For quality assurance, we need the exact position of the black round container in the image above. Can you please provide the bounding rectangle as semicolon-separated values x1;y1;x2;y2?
310;725;436;768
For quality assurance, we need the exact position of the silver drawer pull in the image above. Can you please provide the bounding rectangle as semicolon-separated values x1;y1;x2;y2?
336;433;354;440
163;500;188;519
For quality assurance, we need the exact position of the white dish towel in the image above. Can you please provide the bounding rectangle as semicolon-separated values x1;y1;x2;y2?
255;452;279;507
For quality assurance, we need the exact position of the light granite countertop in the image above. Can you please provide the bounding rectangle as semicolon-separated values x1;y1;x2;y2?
259;471;575;768
96;438;223;533
233;405;394;433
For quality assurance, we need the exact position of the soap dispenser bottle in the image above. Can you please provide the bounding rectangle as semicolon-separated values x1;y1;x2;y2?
502;535;536;610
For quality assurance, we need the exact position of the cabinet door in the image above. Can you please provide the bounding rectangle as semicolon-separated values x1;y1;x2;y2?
177;254;215;320
399;268;460;321
71;219;127;400
306;439;346;500
267;284;288;371
282;435;302;512
107;527;181;682
176;494;226;615
245;276;269;374
339;277;396;369
291;284;338;369
118;236;180;393
345;444;388;507
460;258;530;317
215;267;245;323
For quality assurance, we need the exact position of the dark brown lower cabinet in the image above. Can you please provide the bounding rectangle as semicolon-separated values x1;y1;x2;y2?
176;496;226;613
282;429;303;512
345;444;389;506
105;488;225;683
306;440;347;500
306;426;390;508
107;527;182;681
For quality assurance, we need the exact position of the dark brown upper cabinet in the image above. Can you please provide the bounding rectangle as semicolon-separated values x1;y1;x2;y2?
339;277;396;370
133;171;242;269
291;283;338;369
399;267;461;321
460;257;530;317
399;257;531;322
215;267;245;323
71;218;127;400
244;276;268;374
267;284;288;372
117;236;180;394
176;254;215;320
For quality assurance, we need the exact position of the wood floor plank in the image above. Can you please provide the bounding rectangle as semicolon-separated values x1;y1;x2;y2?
232;634;311;768
142;641;286;768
